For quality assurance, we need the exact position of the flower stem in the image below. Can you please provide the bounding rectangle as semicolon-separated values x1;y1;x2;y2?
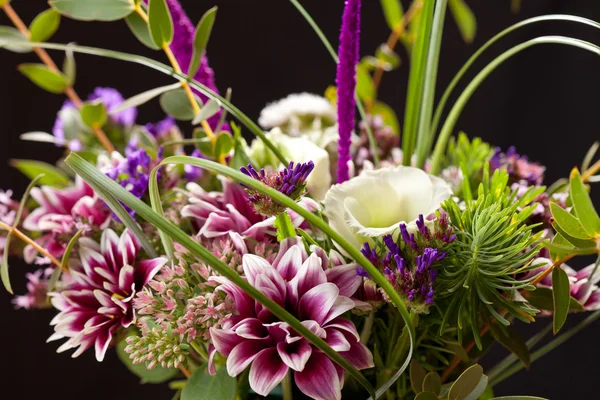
583;159;600;182
2;3;114;153
282;371;293;400
0;221;63;270
190;340;208;361
178;364;191;378
360;310;375;344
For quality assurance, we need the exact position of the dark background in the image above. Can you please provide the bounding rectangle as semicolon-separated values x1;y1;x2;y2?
1;0;599;399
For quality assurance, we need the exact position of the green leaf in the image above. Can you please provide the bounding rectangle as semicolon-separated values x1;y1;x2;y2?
10;159;70;187
370;101;400;135
448;364;483;400
414;392;439;400
18;63;67;94
274;212;296;242
214;132;233;158
29;9;61;43
550;202;590;240
116;338;178;384
160;88;196;121
181;367;236;400
49;0;134;21
1;175;45;294
410;359;427;394
126;11;160;50
422;372;441;395
379;0;404;31
570;168;600;236
0;26;31;53
148;0;173;47
550;224;596;254
60;227;84;272
464;375;489;400
189;6;217;77
62;45;76;86
229;123;255;171
375;44;401;71
449;0;477;43
552;266;570;334
356;63;375;103
112;82;180;115
64;153;378;399
527;287;585;313
488;323;530;368
80;102;107;128
582;141;599;172
192;99;221;125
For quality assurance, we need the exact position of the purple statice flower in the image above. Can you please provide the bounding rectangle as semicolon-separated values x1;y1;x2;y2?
240;161;315;216
149;0;227;131
489;146;545;185
104;149;153;216
145;116;177;138
208;237;373;399
336;0;361;183
12;268;53;310
184;149;204;181
48;229;166;361
511;180;568;229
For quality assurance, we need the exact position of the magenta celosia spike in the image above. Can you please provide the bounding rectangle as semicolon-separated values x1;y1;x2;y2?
336;0;361;183
146;0;227;131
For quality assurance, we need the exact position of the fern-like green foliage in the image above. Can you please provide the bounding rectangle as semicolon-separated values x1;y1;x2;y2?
445;132;494;195
437;165;545;348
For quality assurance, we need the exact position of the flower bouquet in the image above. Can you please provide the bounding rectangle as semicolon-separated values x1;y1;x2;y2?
1;0;600;399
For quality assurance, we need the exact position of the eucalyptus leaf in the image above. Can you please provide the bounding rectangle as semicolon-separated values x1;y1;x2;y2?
379;0;403;31
552;266;571;334
214;132;233;157
189;6;217;77
356;63;375;103
569;168;600;236
0;26;31;53
126;11;160;50
550;202;590;240
464;375;489;400
414;392;438;400
410;359;427;394
160;88;196;121
449;0;477;43
18;63;67;94
422;372;442;395
181;367;236;400
112;82;180;115
10;159;70;187
148;0;173;47
49;0;134;21
116;338;178;384
192;98;221;125
448;364;483;400
29;9;61;43
80;102;108;128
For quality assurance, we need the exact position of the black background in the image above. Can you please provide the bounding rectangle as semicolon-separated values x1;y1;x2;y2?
1;0;600;399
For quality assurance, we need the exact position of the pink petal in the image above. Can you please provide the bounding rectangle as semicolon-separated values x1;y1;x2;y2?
323;296;355;325
298;283;339;324
210;327;244;356
94;325;114;362
323;318;360;342
324;328;351;352
199;212;236;238
243;254;286;296
272;237;305;277
227;340;270;376
295;352;342;400
274;244;305;281
339;331;374;370
101;229;121;271
326;263;361;297
249;348;289;396
135;257;168;288
277;339;312;371
291;253;327;300
232;318;269;340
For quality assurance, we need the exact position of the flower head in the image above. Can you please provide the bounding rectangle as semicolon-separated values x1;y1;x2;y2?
354;115;399;170
48;229;166;361
209;237;371;400
489;146;545;185
12;268;53;310
258;93;336;135
336;0;361;183
240;161;315;216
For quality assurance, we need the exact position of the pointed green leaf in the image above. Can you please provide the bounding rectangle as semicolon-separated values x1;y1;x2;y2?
49;0;134;21
189;6;217;77
116;338;178;384
356;63;375;103
181;367;236;400
192;98;221;125
527;287;585;313
422;372;442;395
449;0;477;43
379;0;404;31
0;26;31;53
160;88;196;121
18;63;67;94
112;82;180;115
448;364;483;400
148;0;173;47
80;102;107;128
552;266;570;334
489;323;530;368
550;223;596;253
582;141;599;172
550;202;591;240
10;159;70;187
125;10;160;50
229;123;255;171
29;9;61;43
570;168;600;236
410;359;427;394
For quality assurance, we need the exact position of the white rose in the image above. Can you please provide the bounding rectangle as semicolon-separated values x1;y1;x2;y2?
324;166;452;250
248;128;332;201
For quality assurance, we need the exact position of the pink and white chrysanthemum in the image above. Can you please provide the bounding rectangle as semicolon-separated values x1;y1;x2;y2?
209;238;372;400
48;229;166;361
22;177;111;263
182;179;319;241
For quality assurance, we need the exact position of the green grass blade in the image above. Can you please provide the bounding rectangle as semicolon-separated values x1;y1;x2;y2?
64;153;376;399
148;167;174;260
429;36;600;175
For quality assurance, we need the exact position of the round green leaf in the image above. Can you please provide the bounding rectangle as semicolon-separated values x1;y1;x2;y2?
49;0;134;22
160;88;196;121
181;367;236;400
116;338;178;384
192;98;221;125
30;9;61;42
414;392;439;400
18;63;67;94
410;360;427;394
148;0;173;47
80;102;108;128
422;372;442;395
448;364;483;400
214;132;234;157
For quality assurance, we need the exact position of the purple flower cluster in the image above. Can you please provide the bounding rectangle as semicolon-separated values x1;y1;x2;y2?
359;214;455;312
490;146;545;185
240;161;314;216
105;148;153;216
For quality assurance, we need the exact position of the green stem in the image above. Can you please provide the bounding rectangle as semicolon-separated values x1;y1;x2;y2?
282;371;293;400
275;212;295;240
190;340;208;361
360;310;375;344
429;35;600;175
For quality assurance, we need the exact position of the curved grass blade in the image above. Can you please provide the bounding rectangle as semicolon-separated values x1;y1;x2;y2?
429;36;600;175
47;227;85;293
1;174;45;293
148;167;174;260
64;153;376;399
